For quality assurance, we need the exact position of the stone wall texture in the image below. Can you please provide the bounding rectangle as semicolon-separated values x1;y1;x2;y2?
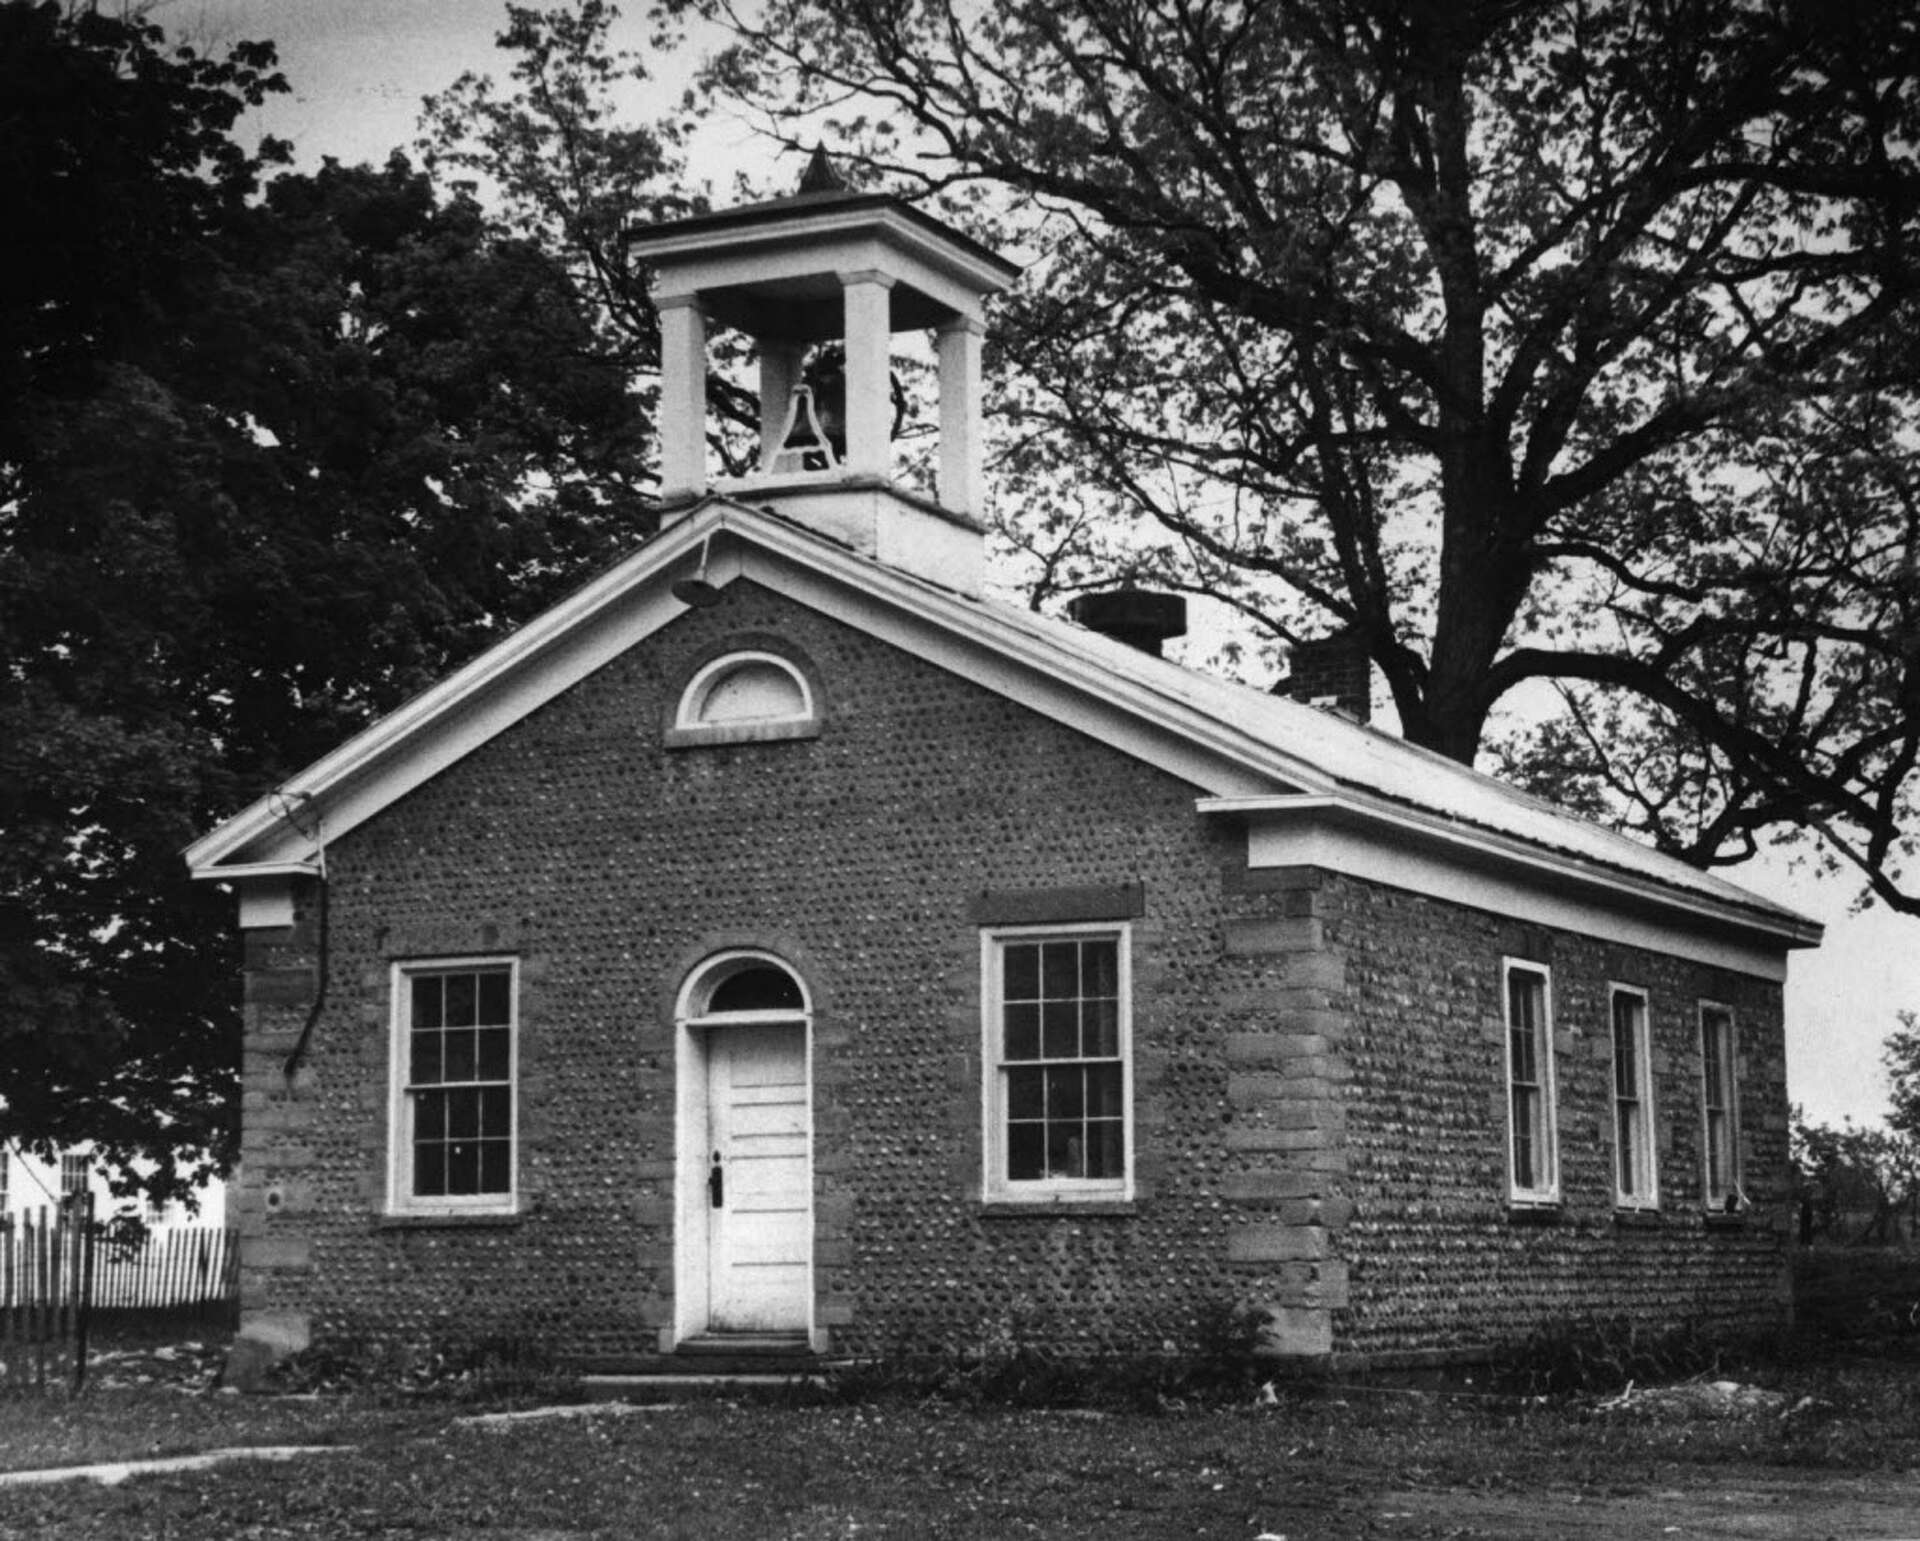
232;580;1793;1365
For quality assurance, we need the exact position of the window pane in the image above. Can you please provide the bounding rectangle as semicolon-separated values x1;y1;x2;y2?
411;974;443;1030
410;1029;440;1087
446;1140;479;1195
1007;1122;1045;1181
1086;1120;1124;1178
478;969;511;1025
1042;1000;1079;1059
1508;972;1535;1033
480;1086;512;1138
478;1139;511;1194
1702;1010;1731;1103
1041;942;1079;1001
1047;1124;1086;1179
1084;998;1119;1057
1512;1087;1536;1189
1613;1001;1639;1097
1082;940;1118;1000
444;1029;477;1085
1086;1063;1124;1118
1048;1066;1086;1121
1510;1022;1536;1085
1007;1066;1045;1120
448;1088;480;1139
709;965;803;1014
1004;944;1040;1002
414;1142;447;1197
1618;1106;1639;1195
1004;1003;1040;1061
700;660;806;723
445;972;477;1027
415;1090;447;1142
477;1027;510;1083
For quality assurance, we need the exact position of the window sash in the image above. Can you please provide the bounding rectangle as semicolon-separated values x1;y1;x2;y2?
1610;988;1658;1208
1700;1005;1739;1208
392;959;517;1213
1504;963;1557;1202
985;927;1130;1198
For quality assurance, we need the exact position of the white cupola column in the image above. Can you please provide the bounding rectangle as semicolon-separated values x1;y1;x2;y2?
757;342;806;471
657;292;708;502
839;270;896;481
935;315;986;519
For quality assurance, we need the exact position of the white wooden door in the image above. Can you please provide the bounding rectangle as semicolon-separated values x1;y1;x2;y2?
706;1022;810;1332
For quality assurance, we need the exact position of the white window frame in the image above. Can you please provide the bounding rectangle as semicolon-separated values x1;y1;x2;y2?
981;922;1133;1204
674;651;814;731
387;955;519;1217
1502;959;1559;1206
1699;1001;1742;1212
1609;984;1659;1210
59;1151;89;1199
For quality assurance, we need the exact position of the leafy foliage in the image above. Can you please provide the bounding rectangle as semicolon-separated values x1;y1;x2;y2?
417;2;767;465
1791;1019;1920;1243
687;0;1920;904
1;4;654;1199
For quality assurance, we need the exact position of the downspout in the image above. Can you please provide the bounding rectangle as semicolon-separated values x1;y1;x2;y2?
268;791;329;1084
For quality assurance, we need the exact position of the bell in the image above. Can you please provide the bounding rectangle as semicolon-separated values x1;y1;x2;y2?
769;383;839;474
760;348;904;476
801;357;848;463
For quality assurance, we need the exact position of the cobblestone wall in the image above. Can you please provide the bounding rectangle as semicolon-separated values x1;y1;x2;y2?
230;580;1794;1366
1323;875;1793;1357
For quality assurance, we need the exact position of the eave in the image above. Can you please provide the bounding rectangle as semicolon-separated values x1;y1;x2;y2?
1198;792;1823;975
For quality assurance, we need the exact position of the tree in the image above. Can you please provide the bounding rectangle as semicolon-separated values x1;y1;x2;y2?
1887;1010;1920;1143
1;4;653;1204
680;0;1920;905
1;0;290;1204
417;0;766;464
1792;1013;1920;1243
1791;1109;1917;1244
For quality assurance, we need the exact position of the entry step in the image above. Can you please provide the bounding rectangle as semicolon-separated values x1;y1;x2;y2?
675;1333;813;1358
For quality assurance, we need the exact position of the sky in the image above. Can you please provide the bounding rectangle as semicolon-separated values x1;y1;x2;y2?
175;0;1917;1130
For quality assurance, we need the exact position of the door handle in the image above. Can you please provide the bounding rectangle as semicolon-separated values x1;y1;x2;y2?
708;1151;724;1209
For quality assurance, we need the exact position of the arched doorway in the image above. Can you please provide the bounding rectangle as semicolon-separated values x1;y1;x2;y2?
673;952;812;1343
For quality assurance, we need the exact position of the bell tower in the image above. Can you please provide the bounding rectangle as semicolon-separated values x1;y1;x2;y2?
628;151;1019;597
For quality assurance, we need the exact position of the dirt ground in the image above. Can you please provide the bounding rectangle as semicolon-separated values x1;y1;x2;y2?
1361;1472;1920;1539
3;1333;1918;1539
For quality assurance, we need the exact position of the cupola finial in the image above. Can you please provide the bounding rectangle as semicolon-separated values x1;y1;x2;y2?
797;143;848;196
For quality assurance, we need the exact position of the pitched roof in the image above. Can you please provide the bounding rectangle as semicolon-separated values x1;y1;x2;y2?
187;496;1819;951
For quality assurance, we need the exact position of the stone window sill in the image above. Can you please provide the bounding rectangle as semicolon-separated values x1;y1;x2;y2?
1506;1202;1564;1227
975;1200;1139;1220
1613;1207;1664;1229
664;721;820;750
376;1210;524;1232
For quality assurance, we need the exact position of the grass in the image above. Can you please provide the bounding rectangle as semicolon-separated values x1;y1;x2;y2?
2;1267;1916;1540
0;1340;1914;1539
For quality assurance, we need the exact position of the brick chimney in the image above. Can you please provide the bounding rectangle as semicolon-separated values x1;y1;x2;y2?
1067;589;1188;657
1281;630;1372;722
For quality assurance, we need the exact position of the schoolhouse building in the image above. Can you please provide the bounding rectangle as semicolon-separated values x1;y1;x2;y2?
187;168;1821;1375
